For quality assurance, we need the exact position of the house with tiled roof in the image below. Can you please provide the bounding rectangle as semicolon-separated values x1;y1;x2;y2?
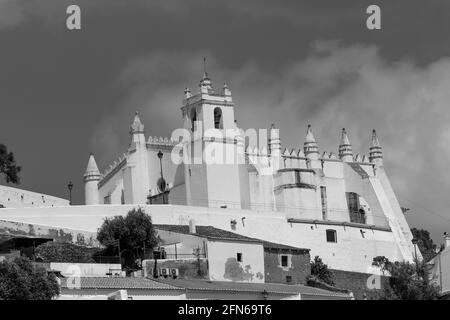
56;275;352;300
57;277;186;300
148;222;266;283
145;222;312;285
154;278;352;300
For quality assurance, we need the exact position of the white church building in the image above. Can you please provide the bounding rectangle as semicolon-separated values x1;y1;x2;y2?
0;71;419;275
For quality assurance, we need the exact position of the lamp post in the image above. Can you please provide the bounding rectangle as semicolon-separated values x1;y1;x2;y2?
157;151;167;204
157;150;164;182
67;181;73;205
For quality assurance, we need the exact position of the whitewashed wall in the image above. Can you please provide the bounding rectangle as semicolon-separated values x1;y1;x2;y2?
0;185;69;208
0;204;410;273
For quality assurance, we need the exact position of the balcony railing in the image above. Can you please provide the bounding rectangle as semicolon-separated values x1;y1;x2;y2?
349;210;366;224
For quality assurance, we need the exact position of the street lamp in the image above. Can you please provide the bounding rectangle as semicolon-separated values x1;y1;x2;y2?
157;150;164;181
67;181;73;205
157;151;168;204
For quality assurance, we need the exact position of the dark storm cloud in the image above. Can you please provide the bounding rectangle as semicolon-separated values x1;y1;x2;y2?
1;0;450;243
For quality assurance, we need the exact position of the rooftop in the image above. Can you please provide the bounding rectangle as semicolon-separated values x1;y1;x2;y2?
262;240;310;253
59;277;182;290
154;224;310;252
0;234;53;251
154;278;352;299
154;224;262;243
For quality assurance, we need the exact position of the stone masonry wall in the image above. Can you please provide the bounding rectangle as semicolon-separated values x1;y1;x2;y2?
264;249;311;285
331;269;390;300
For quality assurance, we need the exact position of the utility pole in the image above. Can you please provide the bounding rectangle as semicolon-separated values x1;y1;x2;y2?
117;239;122;267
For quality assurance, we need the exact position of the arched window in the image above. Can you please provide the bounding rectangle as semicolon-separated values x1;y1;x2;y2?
213;107;223;129
190;108;197;132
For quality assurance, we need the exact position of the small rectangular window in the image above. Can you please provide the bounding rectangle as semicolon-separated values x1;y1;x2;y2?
237;253;242;262
326;229;337;243
286;275;292;283
281;255;289;267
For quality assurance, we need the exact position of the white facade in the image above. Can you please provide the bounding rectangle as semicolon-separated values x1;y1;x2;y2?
154;227;265;283
80;71;418;269
0;71;419;276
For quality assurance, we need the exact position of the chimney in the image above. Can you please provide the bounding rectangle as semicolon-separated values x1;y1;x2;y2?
189;219;196;234
444;232;450;248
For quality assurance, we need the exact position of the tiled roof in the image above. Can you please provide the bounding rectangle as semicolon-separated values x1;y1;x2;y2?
154;224;262;243
59;277;182;290
154;278;352;299
0;234;53;251
154;224;310;251
262;240;310;252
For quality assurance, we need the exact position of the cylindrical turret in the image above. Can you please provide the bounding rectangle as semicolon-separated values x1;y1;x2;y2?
83;153;100;205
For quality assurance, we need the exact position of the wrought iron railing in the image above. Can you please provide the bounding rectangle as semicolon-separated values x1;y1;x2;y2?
349;211;366;224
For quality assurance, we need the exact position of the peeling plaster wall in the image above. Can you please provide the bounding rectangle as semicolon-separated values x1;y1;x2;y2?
207;241;264;283
0;219;98;247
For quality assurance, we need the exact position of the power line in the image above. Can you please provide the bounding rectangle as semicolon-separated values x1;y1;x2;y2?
397;193;450;224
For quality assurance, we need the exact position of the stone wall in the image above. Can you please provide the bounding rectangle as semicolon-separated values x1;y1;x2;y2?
264;249;310;285
330;269;390;300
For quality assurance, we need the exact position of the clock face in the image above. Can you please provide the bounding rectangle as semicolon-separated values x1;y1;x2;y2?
157;177;167;193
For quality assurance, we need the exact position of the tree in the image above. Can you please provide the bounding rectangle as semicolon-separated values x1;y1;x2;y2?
97;208;160;271
0;257;59;300
310;256;335;286
0;144;21;184
372;256;440;300
411;228;437;261
35;242;98;263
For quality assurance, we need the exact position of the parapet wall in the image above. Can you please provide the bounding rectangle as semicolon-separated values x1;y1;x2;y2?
0;185;69;208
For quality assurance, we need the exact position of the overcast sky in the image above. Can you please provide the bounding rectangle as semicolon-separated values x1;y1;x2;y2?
1;0;450;244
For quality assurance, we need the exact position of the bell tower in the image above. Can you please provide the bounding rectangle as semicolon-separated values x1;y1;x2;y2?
180;61;242;208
